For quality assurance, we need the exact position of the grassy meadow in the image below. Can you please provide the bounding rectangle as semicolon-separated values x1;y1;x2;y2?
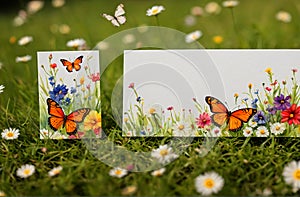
0;0;300;196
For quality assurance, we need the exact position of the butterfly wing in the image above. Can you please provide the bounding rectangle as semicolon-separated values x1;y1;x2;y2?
211;113;228;127
64;108;90;135
73;55;83;71
205;96;229;113
115;4;125;17
228;108;257;131
116;16;126;25
47;98;65;131
102;13;120;26
60;59;73;72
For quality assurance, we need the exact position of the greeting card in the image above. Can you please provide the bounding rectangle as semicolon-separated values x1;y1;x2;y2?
123;50;299;137
37;51;101;139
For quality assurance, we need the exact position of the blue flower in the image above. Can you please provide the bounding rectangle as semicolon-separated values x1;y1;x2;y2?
267;106;277;115
136;96;141;102
49;76;54;81
243;98;249;102
251;98;258;108
253;111;267;125
65;97;71;105
50;81;55;86
140;130;146;135
49;84;69;103
70;87;77;94
254;89;259;95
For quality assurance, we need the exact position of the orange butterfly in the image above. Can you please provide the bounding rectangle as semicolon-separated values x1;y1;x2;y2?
47;98;90;135
205;96;257;131
60;56;83;72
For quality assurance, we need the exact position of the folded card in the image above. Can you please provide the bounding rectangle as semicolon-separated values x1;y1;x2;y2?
123;50;299;137
37;51;101;139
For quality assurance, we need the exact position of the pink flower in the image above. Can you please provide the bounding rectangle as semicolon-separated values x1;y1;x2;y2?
196;112;211;128
86;84;91;90
292;68;298;73
94;128;101;136
89;73;100;82
68;135;77;139
128;83;134;89
167;106;173;111
78;131;85;138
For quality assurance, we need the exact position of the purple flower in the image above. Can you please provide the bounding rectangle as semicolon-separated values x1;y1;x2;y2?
251;98;258;108
274;94;291;110
253;111;267;125
70;87;77;94
49;84;68;103
267;106;277;115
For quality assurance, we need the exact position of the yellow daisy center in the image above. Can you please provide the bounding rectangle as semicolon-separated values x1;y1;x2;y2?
290;114;294;118
23;169;31;175
246;130;251;134
152;8;159;15
203;178;215;189
7;132;14;137
293;169;300;180
260;130;265;135
115;169;122;175
159;149;168;156
276;126;281;131
178;124;184;130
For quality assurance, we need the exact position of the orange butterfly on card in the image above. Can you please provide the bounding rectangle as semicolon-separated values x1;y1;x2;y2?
60;55;83;72
47;98;90;135
205;96;257;131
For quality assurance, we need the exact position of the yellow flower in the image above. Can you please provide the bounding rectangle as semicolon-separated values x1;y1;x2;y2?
149;108;156;114
80;77;85;85
124;117;129;123
84;110;101;131
248;83;253;89
212;36;223;44
265;68;272;74
234;93;239;98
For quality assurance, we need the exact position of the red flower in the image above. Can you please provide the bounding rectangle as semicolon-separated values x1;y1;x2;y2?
265;87;271;92
50;63;57;69
167;106;173;111
89;73;100;82
270;80;278;86
196;112;211;128
281;104;300;125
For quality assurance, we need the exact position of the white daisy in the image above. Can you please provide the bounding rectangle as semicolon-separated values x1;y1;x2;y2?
0;85;5;94
66;38;87;50
151;144;179;164
222;0;239;8
276;11;292;23
205;2;221;15
16;164;35;178
172;121;193;136
40;129;53;139
1;128;20;140
262;188;273;196
18;36;33;46
210;127;222;137
283;160;300;191
51;131;68;139
184;15;196;27
249;119;258;128
151;168;166;177
48;166;63;177
13;10;27;27
15;55;32;63
195;171;224;196
122;34;136;44
27;0;44;15
185;30;202;43
255;126;269;137
52;0;65;8
270;122;286;136
243;127;253;137
59;24;70;34
109;167;128;178
146;5;165;16
190;6;203;16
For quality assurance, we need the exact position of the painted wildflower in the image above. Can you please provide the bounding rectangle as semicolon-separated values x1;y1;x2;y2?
243;127;253;137
51;131;68;139
49;84;68;103
40;128;53;139
210;127;222;137
274;94;291;110
16;164;35;178
89;73;100;82
18;36;33;46
270;122;286;135
255;126;269;137
195;171;224;195
146;5;165;16
0;85;4;94
151;168;166;177
283;160;300;191
253;111;267;125
151;144;179;164
251;98;258;108
48;166;63;177
172;121;193;136
281;104;300;125
276;11;292;23
84;110;102;134
15;55;32;63
109;167;128;178
185;30;202;43
267;106;277;115
196;112;211;128
1;128;20;140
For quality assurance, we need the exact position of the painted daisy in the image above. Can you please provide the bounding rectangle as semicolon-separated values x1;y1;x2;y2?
270;122;286;136
109;167;128;178
243;127;253;137
1;128;20;140
151;144;179;164
151;168;166;177
185;30;202;43
40;128;53;139
146;5;165;16
172;121;193;136
248;119;258;128
16;55;32;63
51;131;68;139
222;0;239;8
195;171;224;195
0;85;4;94
255;126;269;137
18;36;33;46
276;11;292;23
16;164;35;178
283;160;300;191
48;166;63;177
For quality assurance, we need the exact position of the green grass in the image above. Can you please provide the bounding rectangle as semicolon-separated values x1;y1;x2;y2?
1;0;300;196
